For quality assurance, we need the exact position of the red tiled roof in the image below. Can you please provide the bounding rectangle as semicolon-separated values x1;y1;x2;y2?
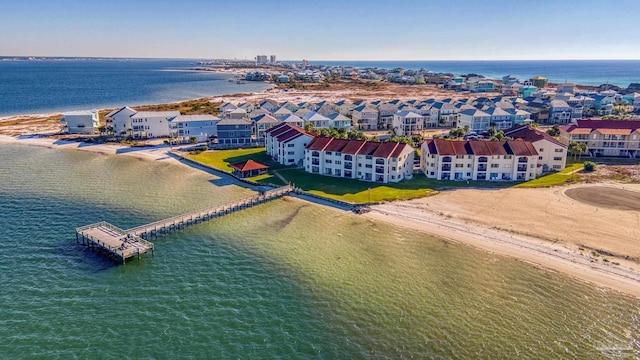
357;141;381;156
341;139;367;154
504;125;566;147
575;120;640;130
391;143;412;158
324;138;350;152
230;160;269;172
372;142;399;157
429;139;537;156
306;136;334;151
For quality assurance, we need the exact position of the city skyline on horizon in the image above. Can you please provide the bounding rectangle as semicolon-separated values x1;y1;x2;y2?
2;0;640;61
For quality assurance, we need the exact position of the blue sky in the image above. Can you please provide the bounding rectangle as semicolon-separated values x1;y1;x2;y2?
1;0;639;60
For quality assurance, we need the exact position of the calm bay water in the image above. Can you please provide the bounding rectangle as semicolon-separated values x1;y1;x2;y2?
0;59;270;117
0;144;639;358
310;60;640;87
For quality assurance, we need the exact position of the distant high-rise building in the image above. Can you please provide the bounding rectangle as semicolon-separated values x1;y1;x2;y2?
256;55;268;64
270;55;276;63
302;59;309;67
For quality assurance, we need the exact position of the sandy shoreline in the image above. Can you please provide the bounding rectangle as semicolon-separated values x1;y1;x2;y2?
365;187;640;298
3;134;639;298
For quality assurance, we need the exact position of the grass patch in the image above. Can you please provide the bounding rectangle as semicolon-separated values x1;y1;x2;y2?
185;148;289;172
277;168;512;203
514;163;583;188
186;149;518;203
184;148;292;184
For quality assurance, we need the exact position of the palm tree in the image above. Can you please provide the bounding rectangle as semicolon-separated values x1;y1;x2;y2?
577;142;588;160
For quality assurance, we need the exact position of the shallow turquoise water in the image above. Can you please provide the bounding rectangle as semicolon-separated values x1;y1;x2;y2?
0;144;638;359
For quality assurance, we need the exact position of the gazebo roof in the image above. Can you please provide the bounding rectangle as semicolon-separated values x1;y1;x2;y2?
230;159;269;172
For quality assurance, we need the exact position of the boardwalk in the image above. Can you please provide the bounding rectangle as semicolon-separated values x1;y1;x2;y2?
77;185;295;264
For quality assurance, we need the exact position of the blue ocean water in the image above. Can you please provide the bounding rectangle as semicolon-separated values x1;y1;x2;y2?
0;59;270;117
309;60;640;87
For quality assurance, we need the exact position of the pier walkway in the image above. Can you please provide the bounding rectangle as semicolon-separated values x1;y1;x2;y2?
76;185;295;264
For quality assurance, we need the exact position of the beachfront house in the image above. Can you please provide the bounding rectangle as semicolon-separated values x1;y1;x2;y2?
105;106;137;136
504;125;567;173
214;118;254;148
265;122;314;166
61;110;100;134
559;120;640;158
352;105;379;130
304;137;414;183
392;111;425;136
168;115;219;143
422;138;539;181
130;111;180;138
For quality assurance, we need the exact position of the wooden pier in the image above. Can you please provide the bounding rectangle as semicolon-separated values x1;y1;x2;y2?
76;185;295;264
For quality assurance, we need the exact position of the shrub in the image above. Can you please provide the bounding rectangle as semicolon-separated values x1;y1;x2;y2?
583;161;596;172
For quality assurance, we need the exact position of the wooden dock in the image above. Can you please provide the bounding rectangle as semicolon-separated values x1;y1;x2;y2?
76;185;295;264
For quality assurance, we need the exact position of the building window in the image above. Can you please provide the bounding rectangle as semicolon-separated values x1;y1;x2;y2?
287;143;295;147
539;148;544;152
325;159;332;164
491;164;499;168
553;157;562;161
326;151;332;155
554;148;563;152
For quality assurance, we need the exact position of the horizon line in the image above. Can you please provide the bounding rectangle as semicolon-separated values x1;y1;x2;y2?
2;55;640;62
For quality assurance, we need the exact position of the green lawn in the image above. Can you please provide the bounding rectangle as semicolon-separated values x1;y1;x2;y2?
185;147;290;172
513;163;583;188
185;148;584;202
276;168;514;203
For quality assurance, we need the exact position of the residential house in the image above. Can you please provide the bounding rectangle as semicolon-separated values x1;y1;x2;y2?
559;120;640;158
259;99;280;113
377;102;399;129
504;125;567;173
265;122;314;166
253;114;280;143
466;79;496;93
429;102;458;127
458;108;491;132
130;111;180;138
302;112;331;130
282;114;305;128
556;83;575;94
352;105;379;130
219;102;237;117
548;100;573;125
304;137;414;183
215;118;254;148
61;110;99;134
484;107;513;130
392;111;425;136
169;115;219;142
421;139;539;181
327;113;352;130
105;106;137;136
271;106;293;121
335;100;354;116
225;108;248;119
316;102;337;116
